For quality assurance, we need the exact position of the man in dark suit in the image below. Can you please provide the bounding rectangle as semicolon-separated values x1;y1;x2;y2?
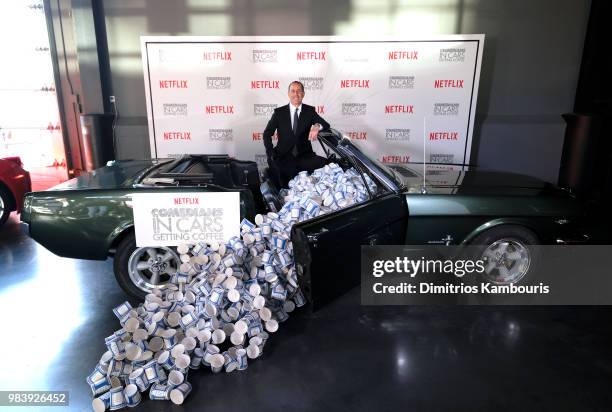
263;81;330;187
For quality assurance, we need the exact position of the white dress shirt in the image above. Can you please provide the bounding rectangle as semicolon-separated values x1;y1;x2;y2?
290;103;302;131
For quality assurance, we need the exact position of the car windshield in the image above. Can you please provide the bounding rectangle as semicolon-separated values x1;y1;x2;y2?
339;138;405;184
319;132;402;192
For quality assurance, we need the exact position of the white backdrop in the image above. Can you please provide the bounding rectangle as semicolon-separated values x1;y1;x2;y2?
141;35;484;170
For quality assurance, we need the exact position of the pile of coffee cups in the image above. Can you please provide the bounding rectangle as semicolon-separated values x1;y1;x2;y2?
88;164;376;410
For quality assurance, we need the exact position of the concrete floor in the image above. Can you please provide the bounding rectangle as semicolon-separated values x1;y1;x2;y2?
1;212;612;411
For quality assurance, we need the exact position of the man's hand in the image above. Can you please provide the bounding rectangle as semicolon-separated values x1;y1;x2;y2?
309;124;321;141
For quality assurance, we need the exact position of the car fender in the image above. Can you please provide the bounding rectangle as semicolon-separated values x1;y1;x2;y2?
460;217;541;245
107;222;135;255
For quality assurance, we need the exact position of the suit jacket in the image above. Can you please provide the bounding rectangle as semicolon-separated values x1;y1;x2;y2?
263;104;330;159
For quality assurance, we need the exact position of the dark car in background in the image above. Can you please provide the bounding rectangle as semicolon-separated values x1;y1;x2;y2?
21;130;588;304
0;156;31;227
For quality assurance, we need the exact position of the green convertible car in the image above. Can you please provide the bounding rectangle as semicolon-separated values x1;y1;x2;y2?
21;130;589;304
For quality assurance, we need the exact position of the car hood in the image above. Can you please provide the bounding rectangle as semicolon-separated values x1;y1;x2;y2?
46;159;170;191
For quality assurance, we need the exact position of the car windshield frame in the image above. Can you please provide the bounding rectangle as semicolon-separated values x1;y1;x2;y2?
318;130;403;193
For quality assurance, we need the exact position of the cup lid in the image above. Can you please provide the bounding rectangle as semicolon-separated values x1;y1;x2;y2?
92;398;106;412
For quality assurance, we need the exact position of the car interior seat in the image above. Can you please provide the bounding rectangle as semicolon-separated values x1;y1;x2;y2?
230;160;268;213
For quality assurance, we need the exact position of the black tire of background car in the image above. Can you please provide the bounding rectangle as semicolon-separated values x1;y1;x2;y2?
0;186;14;227
113;231;147;301
468;225;540;280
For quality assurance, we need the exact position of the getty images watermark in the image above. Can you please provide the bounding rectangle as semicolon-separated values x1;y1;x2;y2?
361;245;612;305
371;255;549;295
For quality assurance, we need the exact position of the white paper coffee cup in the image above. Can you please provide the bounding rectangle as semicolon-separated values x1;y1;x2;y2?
182;336;197;352
170;344;185;359
176;243;189;254
198;329;212;345
210;354;225;373
156;350;174;369
234;320;248;335
166;312;181;327
170;382;192;405
168;369;184;386
148;336;164;353
175;353;190;370
230;331;245;346
249;284;261;296
265;319;279;332
211;329;226;344
227;306;240;320
259;307;272;322
125;343;142;361
227;289;240;303
246;344;260;359
124;383;141;407
132;328;149;342
123;317;140;333
92;395;109;412
253;295;265;309
222;323;235;336
223;276;237;290
283;300;296;313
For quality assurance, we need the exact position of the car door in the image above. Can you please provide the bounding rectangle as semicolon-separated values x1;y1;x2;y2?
291;193;407;310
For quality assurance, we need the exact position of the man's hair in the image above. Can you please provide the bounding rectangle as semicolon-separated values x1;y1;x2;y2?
288;81;305;93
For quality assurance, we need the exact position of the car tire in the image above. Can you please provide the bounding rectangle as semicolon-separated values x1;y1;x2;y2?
0;187;13;227
467;225;540;285
113;232;181;300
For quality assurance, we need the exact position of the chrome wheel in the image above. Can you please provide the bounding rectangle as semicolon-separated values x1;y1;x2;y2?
481;239;531;284
127;246;180;293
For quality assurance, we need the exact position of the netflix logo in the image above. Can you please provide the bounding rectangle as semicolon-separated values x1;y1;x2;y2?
429;131;459;141
385;105;414;114
251;80;280;89
205;105;234;114
388;51;418;60
340;79;370;88
159;80;187;89
316;105;325;114
434;80;464;88
381;155;410;164
163;131;191;141
174;197;199;205
297;51;326;60
203;51;232;61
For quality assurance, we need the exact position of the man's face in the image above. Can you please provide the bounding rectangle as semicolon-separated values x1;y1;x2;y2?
288;83;305;106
